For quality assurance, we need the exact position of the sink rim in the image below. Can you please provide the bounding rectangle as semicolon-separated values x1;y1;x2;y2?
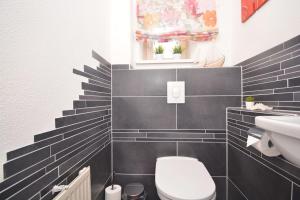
255;116;300;140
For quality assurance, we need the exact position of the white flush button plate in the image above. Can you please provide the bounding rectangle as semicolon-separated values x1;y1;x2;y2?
167;81;185;104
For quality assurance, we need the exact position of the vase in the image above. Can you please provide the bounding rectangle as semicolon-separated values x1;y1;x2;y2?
154;54;163;60
246;102;255;109
173;54;182;59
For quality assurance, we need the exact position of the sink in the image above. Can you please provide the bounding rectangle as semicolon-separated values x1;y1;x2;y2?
255;116;300;167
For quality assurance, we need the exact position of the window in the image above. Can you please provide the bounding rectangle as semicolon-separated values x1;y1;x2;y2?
133;0;219;65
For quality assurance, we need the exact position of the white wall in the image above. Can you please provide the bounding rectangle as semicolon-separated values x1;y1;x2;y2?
110;0;132;65
0;0;111;180
231;0;300;64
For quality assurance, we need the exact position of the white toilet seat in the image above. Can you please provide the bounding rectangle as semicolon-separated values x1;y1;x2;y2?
155;157;216;200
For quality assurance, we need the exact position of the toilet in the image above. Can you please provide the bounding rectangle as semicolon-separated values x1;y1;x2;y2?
155;157;216;200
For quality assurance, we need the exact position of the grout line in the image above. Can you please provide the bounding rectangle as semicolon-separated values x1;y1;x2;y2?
228;142;299;183
291;182;294;200
110;63;114;177
227;177;249;200
115;172;155;176
112;95;242;97
226;108;229;200
74;69;111;85
243;51;298;73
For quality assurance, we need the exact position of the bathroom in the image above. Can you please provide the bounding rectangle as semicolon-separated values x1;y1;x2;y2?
0;0;300;199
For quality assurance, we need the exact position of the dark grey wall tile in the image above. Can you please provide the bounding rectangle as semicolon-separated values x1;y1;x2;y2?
279;71;300;80
62;110;76;116
4;147;50;178
51;121;109;155
59;138;107;175
284;35;300;49
34;117;102;142
113;142;176;174
0;169;45;199
112;97;176;129
243;77;277;87
115;174;160;200
281;56;300;69
243;63;281;79
73;68;109;84
55;110;108;128
274;86;300;93
178;143;226;176
295;92;300;101
285;65;300;74
293;183;300;200
228;145;291;200
214;177;226;200
178;96;241;129
9;169;58;200
7;135;62;160
250;93;293;102
112;64;130;70
243;70;284;83
84;65;111;81
0;157;54;192
82;82;111;94
84;90;111;96
87;145;111;200
178;68;241;95
112;69;175;96
228;179;247;200
243;80;287;92
289;77;300;87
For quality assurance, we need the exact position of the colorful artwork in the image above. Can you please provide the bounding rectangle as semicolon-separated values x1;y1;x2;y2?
242;0;268;23
136;0;218;42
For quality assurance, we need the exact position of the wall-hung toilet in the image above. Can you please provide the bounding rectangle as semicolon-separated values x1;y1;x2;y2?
155;157;216;200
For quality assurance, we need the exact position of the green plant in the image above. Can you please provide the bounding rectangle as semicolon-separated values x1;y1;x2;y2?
155;45;164;54
245;96;255;102
173;45;182;54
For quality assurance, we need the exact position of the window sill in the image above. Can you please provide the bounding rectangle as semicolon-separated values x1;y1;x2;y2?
134;59;198;69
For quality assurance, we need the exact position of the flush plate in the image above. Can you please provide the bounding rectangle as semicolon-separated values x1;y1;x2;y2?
167;81;185;104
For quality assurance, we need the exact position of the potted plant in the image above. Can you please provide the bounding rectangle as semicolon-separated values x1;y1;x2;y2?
154;45;164;59
245;96;255;109
173;44;182;59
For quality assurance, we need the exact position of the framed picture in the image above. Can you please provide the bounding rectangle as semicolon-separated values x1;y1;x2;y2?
241;0;268;23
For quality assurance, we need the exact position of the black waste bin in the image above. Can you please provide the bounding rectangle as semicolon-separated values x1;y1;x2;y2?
122;183;147;200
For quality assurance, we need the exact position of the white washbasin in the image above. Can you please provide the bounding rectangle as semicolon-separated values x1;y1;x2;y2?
255;116;300;167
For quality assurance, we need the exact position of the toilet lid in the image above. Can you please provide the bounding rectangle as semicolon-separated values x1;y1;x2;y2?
155;157;216;200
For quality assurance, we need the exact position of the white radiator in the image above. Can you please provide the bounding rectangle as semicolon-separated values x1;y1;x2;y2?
53;166;92;200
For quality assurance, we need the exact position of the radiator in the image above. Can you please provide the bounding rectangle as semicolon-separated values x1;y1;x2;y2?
53;166;91;200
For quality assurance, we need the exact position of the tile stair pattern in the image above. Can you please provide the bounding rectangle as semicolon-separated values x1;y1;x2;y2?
240;35;300;111
0;51;112;200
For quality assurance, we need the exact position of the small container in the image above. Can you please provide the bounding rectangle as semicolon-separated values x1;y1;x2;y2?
122;183;146;200
246;101;255;109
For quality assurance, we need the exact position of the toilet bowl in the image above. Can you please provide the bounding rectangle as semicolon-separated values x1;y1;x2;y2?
155;157;216;200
